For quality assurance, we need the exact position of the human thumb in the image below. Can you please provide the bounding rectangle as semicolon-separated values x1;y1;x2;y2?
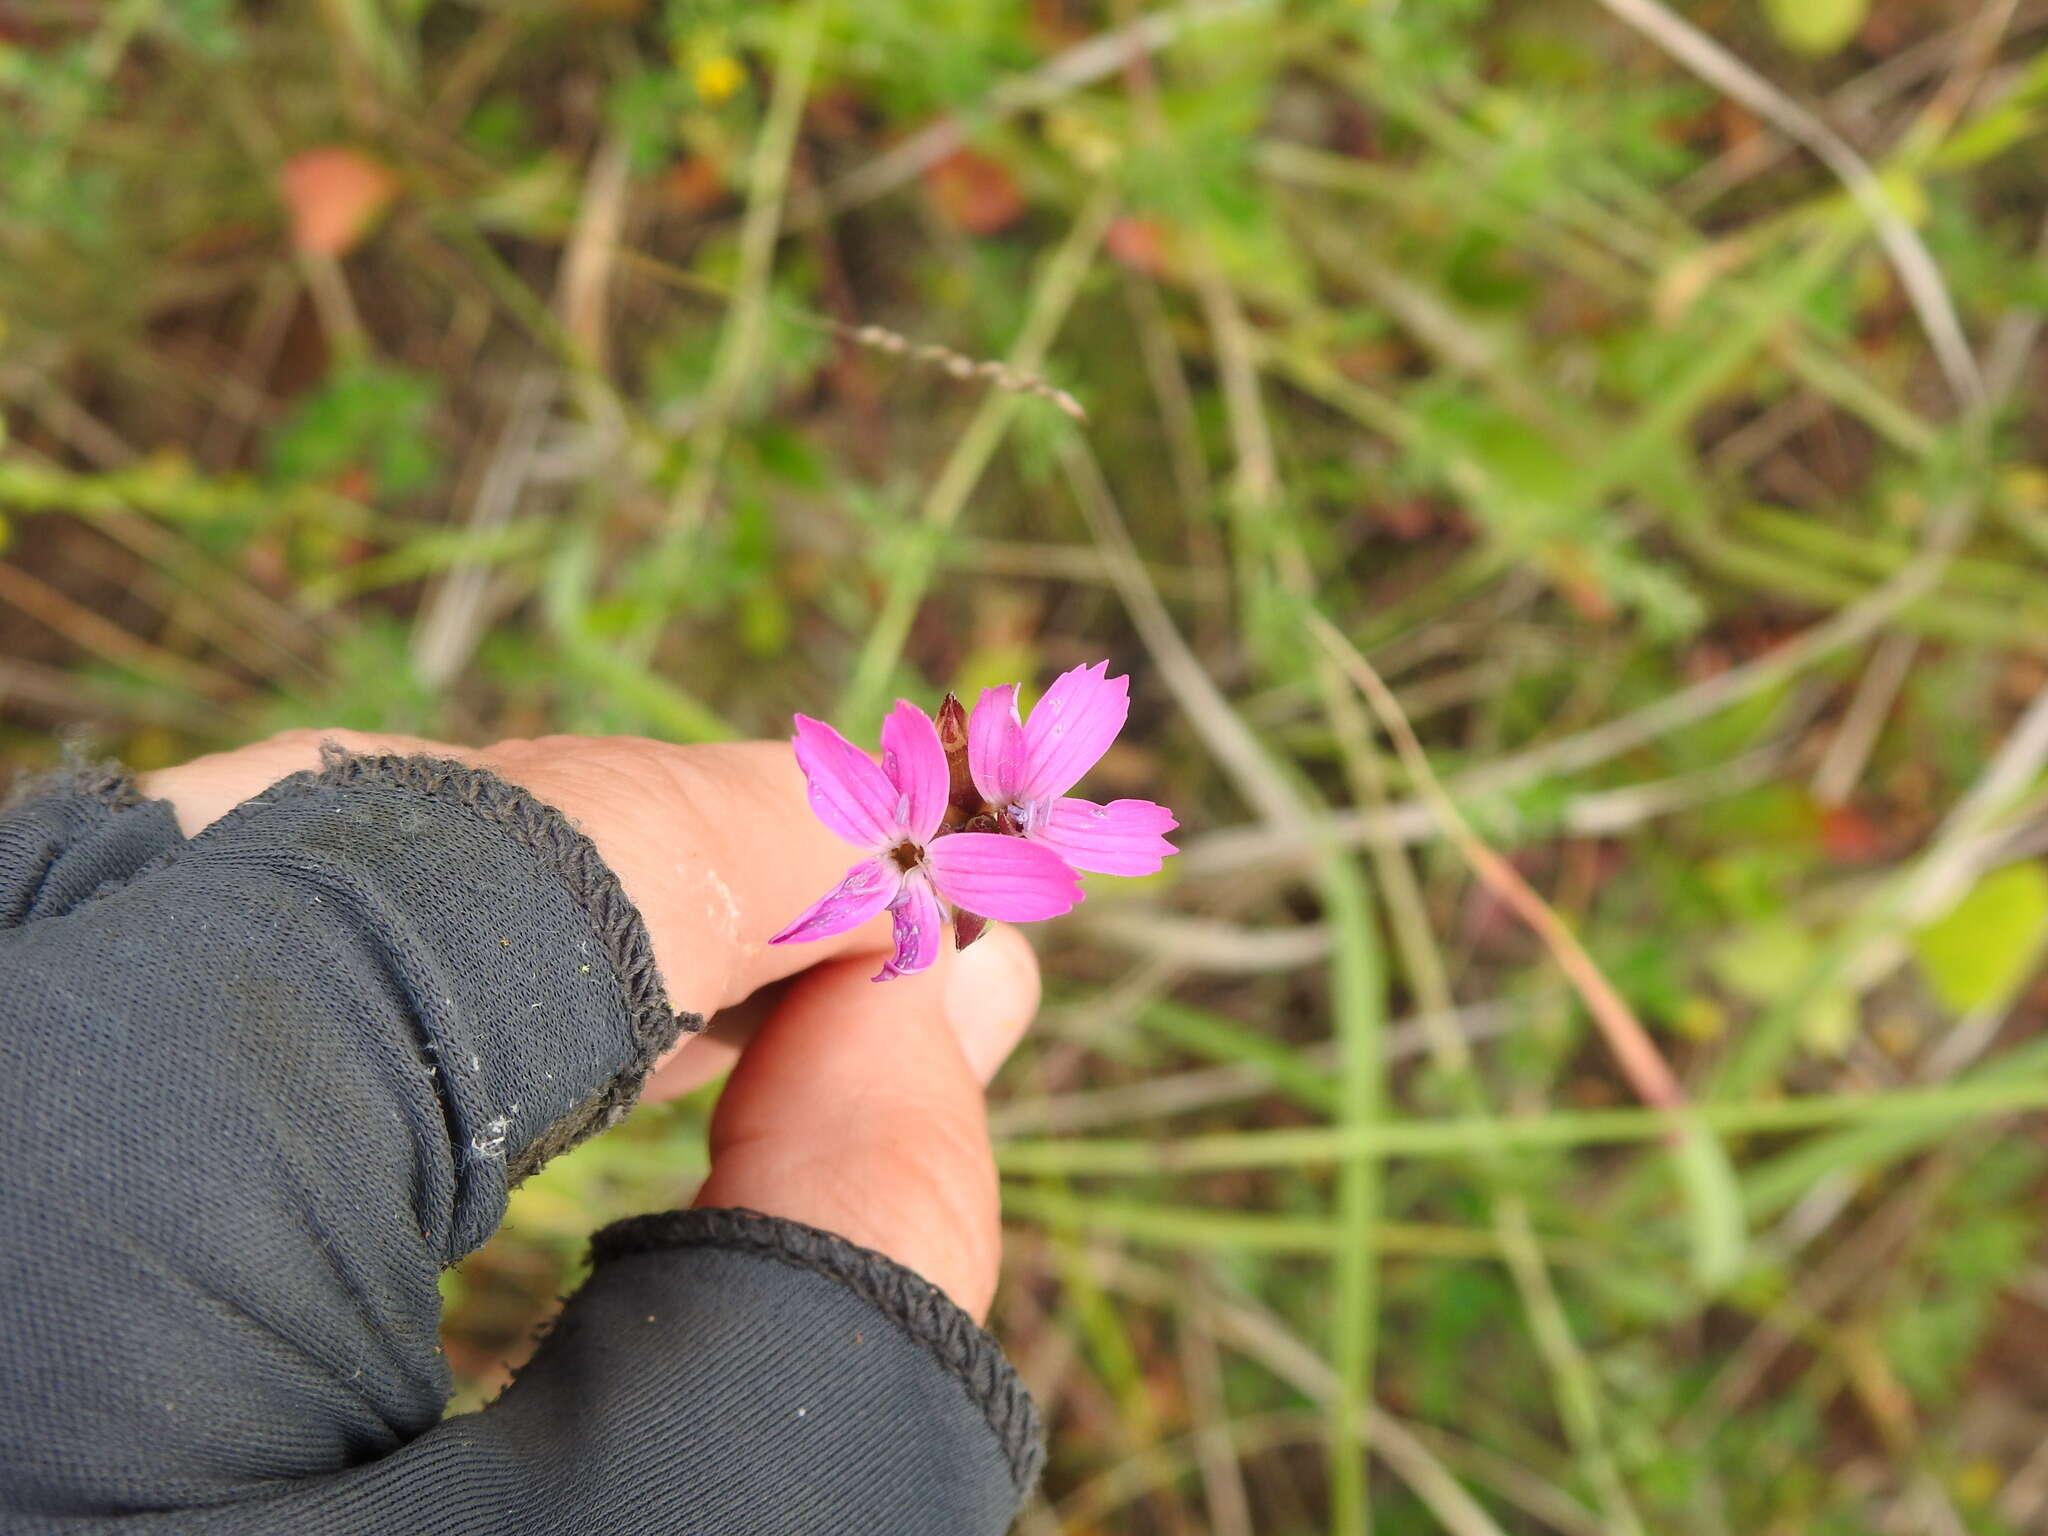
691;925;1041;1321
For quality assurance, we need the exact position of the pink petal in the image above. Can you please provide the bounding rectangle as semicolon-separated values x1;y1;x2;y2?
1019;661;1129;802
927;832;1082;923
769;856;900;946
879;699;949;843
967;683;1027;806
1032;797;1179;877
792;714;902;849
875;872;944;980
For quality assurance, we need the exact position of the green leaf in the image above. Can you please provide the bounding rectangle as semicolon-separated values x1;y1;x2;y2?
156;0;241;59
1933;101;2040;171
1761;0;1868;57
738;583;790;656
1800;986;1858;1057
1708;920;1859;1053
467;152;580;237
266;360;443;499
1709;919;1814;1004
1672;1119;1746;1290
1912;863;2048;1013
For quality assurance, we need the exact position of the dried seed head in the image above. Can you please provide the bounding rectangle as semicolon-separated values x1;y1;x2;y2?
937;690;969;756
937;691;988;822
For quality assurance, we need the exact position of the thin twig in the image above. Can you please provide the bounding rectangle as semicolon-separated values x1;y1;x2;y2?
298;250;367;360
1712;678;2048;1096
410;372;553;688
1594;0;1984;411
940;537;1223;598
1912;0;2024;140
1175;1274;1256;1536
0;385;328;677
654;0;825;559
1094;1255;1522;1536
1889;682;2048;936
1810;628;1920;807
1062;425;1388;1524
1996;1428;2048;1529
1676;0;2048;211
991;1003;1519;1138
794;0;1270;223
1180;721;1804;876
1059;431;1305;833
554;134;632;385
1122;271;1216;528
0;560;239;700
1688;1160;1946;1433
1079;910;1333;972
616;249;1092;421
836;180;1117;724
1807;118;2037;808
842;323;1086;420
1294;525;1650;1534
1983;210;2048;404
197;264;297;470
1307;611;1686;1113
1400;1423;1608;1536
1194;247;1391;1530
0;657;227;728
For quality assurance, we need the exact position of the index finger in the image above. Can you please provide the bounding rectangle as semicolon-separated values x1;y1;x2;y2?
489;736;898;1018
146;729;899;1023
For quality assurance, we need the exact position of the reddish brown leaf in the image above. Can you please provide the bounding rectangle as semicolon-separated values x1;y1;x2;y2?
805;87;867;141
1373;497;1440;542
1716;98;1762;152
1334;340;1406;381
924;148;1026;236
663;155;727;214
1819;804;1887;863
1549;546;1616;624
1105;215;1171;277
278;147;398;257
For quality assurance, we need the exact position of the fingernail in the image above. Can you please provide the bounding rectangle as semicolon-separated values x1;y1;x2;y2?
943;926;1042;1084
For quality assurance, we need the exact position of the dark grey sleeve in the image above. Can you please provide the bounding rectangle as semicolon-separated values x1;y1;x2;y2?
0;753;1039;1535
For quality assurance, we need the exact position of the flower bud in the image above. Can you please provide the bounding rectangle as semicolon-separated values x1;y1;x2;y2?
936;692;986;822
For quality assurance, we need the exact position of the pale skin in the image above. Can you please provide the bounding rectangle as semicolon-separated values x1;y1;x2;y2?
142;727;1043;1323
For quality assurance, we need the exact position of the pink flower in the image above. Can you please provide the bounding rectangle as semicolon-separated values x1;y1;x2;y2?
968;661;1179;877
771;701;1084;979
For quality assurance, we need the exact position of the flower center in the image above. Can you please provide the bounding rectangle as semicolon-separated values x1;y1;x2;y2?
889;839;924;872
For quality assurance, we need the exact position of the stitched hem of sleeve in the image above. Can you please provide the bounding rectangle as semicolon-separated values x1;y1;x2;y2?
2;755;147;813
195;745;704;1180
590;1206;1044;1495
312;747;704;1180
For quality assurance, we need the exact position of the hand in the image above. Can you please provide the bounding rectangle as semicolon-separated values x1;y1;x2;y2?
142;728;1041;1320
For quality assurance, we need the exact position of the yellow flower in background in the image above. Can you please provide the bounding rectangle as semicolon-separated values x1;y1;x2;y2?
692;52;745;106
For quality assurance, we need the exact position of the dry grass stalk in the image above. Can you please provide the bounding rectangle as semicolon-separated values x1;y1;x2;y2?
1307;611;1688;1114
843;323;1088;422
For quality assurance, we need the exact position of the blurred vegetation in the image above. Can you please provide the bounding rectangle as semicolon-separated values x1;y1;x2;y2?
5;0;2048;1529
